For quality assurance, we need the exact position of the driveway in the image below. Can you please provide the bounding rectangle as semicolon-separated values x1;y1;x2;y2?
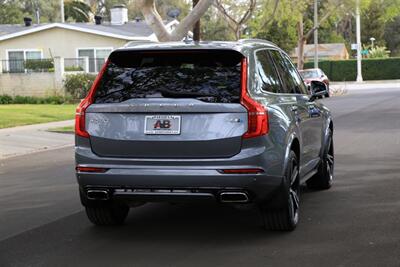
0;88;399;266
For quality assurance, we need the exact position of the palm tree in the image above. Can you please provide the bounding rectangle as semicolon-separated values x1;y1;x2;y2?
64;0;92;22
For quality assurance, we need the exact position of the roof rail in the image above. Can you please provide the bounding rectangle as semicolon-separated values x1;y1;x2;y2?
124;40;158;47
238;38;277;46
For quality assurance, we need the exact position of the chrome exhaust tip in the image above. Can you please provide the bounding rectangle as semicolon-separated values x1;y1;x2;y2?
87;189;109;200
219;192;249;203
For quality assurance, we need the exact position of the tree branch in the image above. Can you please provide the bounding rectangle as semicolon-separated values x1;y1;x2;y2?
304;0;342;40
136;0;171;41
213;0;238;26
136;0;213;41
171;0;214;40
262;0;280;28
214;0;257;39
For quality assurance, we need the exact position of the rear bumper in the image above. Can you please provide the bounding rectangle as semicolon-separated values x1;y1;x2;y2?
77;167;283;204
76;135;287;205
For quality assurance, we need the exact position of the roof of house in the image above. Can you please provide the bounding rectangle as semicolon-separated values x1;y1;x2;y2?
292;43;348;58
0;20;178;42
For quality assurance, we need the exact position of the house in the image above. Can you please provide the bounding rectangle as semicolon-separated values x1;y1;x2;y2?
291;43;349;62
0;5;177;73
0;5;178;97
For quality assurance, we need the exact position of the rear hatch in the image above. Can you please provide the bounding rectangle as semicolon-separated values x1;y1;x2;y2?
86;49;247;158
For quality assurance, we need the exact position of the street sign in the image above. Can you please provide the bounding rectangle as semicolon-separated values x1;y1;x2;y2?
351;44;358;50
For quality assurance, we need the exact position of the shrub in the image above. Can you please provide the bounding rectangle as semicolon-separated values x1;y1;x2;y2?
304;57;400;81
64;73;97;99
368;46;390;59
24;59;54;72
65;66;84;72
0;95;73;104
0;95;13;104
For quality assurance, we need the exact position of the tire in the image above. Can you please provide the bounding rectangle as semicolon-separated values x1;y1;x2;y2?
260;151;300;231
85;204;129;226
307;129;334;190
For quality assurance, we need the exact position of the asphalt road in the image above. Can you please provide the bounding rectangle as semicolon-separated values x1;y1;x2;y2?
1;88;400;266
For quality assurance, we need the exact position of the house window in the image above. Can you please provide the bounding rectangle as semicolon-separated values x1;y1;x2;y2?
7;50;42;73
77;48;112;73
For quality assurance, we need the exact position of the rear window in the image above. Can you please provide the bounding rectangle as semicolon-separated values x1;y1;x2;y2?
300;70;319;79
93;50;243;104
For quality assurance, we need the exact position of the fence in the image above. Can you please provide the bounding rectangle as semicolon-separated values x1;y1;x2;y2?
1;58;54;73
64;58;87;72
0;57;107;74
0;57;108;97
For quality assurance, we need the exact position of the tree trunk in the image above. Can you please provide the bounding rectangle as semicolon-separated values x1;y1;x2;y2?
297;15;306;70
138;0;171;41
170;0;212;41
193;0;201;41
235;27;241;40
136;0;213;42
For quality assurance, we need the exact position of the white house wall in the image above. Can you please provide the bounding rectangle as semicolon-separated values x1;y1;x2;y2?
0;27;129;59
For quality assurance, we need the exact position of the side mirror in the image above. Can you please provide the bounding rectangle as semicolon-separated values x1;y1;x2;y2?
309;81;327;101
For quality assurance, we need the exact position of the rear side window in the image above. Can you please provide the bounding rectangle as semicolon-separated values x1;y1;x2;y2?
255;50;282;93
269;50;306;95
281;53;308;95
93;50;243;104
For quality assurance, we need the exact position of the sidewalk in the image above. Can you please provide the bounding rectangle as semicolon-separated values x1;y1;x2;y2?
331;80;400;90
0;120;74;159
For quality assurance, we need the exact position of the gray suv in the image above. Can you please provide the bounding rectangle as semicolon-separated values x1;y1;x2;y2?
75;40;334;231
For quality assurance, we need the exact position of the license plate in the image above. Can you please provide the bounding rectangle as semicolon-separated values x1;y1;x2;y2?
144;115;181;135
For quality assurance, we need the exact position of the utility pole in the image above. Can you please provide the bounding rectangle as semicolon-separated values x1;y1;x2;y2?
60;0;65;23
314;0;318;68
356;0;363;82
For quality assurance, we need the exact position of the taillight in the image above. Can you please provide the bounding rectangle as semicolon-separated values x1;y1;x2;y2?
76;166;109;173
75;60;109;138
240;58;269;138
75;98;91;138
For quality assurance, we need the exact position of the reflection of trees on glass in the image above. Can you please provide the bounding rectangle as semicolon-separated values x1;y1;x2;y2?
95;58;242;104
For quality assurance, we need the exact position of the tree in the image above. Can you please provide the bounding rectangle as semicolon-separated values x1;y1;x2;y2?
213;0;257;40
19;0;60;22
250;0;344;67
295;0;345;69
0;2;24;24
253;20;298;52
361;1;386;46
201;6;235;41
64;0;92;22
384;16;400;56
136;0;213;41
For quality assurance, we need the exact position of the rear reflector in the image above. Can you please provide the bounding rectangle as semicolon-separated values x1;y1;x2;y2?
240;58;269;138
219;168;264;174
76;166;109;173
75;60;109;138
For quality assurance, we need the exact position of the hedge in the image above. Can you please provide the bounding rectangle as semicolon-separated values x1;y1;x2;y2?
24;59;54;72
0;95;73;104
304;57;400;81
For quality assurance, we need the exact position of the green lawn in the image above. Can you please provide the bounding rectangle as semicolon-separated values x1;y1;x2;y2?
48;125;74;133
0;104;76;129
